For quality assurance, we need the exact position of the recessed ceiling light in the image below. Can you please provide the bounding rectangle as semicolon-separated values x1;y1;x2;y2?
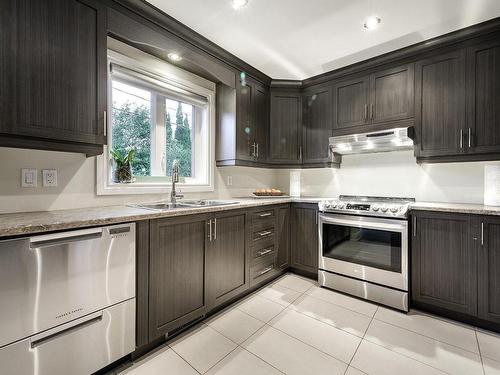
232;0;248;10
167;52;182;62
364;16;381;30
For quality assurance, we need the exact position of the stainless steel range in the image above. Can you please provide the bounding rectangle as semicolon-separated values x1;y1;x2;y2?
318;195;414;311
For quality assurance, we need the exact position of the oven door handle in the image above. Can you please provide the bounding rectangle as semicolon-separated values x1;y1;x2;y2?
319;214;407;232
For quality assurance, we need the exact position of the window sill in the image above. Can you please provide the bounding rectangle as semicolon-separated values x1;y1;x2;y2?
96;181;214;196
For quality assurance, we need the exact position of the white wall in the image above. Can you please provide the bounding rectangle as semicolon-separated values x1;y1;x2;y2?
0;148;282;213
278;150;494;204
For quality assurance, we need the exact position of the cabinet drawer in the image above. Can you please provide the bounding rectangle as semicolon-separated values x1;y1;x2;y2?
252;227;275;241
251;253;276;284
251;209;275;225
252;245;275;260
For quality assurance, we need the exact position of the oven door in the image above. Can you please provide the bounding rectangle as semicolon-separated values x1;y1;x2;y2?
319;213;408;291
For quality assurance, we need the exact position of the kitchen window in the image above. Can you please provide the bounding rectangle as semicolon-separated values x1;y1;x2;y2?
97;40;215;195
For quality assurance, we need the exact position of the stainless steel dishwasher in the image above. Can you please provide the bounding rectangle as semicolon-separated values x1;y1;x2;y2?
0;223;136;375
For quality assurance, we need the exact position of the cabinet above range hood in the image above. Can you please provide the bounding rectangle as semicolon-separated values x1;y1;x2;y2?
329;127;415;155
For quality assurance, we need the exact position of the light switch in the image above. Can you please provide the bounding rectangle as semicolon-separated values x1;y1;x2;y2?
21;169;38;188
42;169;58;187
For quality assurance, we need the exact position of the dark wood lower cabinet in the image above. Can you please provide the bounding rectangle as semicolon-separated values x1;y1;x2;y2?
412;211;477;316
275;205;290;271
477;216;500;325
290;203;319;275
206;210;248;309
148;214;209;341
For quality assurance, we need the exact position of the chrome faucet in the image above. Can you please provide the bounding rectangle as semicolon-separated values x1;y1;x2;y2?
171;160;184;204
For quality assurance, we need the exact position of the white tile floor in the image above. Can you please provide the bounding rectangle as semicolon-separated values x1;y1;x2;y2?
119;273;500;375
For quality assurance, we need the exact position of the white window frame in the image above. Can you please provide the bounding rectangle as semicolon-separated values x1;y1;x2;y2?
97;39;216;196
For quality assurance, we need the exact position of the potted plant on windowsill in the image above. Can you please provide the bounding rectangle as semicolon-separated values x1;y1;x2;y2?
111;148;136;183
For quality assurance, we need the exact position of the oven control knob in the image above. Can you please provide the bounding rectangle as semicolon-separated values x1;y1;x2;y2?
381;206;388;212
372;205;380;211
329;201;337;208
390;206;399;213
337;202;345;209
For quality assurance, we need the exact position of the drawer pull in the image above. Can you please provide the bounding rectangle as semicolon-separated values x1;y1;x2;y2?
258;248;273;256
257;230;272;237
259;267;273;276
259;212;273;217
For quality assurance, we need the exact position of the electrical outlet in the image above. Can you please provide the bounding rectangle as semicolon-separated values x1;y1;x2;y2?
42;169;58;187
21;169;38;187
227;176;233;186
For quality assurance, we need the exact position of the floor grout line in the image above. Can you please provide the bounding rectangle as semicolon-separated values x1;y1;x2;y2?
165;345;203;375
474;329;487;375
200;345;240;374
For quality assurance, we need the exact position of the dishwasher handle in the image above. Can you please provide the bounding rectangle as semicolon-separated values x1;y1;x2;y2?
29;228;103;249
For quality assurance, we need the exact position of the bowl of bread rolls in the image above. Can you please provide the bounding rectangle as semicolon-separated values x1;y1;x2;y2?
253;188;286;197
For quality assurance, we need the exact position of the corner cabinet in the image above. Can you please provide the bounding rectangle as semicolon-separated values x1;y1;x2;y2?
290;203;319;276
0;0;107;156
269;89;302;165
302;85;334;166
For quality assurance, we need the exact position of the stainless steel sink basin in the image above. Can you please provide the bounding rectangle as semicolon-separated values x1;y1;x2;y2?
180;200;239;207
130;199;239;211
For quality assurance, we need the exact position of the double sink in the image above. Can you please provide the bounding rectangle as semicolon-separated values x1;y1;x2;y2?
131;199;239;211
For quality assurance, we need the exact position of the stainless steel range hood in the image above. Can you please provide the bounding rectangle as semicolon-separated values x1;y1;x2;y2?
329;127;415;155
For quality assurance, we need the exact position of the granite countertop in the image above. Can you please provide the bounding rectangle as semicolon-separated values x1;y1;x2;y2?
410;201;500;216
1;197;498;238
0;197;325;238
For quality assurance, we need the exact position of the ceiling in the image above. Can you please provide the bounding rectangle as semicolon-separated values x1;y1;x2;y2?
146;0;500;80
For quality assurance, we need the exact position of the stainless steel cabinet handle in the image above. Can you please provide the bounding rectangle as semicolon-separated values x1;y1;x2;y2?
413;216;417;237
364;104;368;121
259;212;273;217
256;143;259;158
370;103;374;120
468;128;472;148
214;218;217;240
207;220;212;242
460;129;463;148
103;110;107;137
258;230;272;237
30;311;103;348
299;146;303;161
259;266;273;276
258;248;273;256
30;228;103;248
481;222;484;246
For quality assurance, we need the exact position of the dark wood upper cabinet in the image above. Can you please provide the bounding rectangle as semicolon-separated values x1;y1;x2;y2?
467;37;500;155
206;210;248;309
290;203;319;275
217;76;269;166
332;75;370;132
269;90;302;164
0;0;107;156
370;64;414;124
302;86;333;165
414;49;466;158
411;211;477;316
148;215;209;340
477;216;500;325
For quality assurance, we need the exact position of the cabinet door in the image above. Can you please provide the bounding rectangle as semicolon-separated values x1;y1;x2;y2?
412;211;477;316
291;203;319;274
206;211;248;309
269;91;302;164
254;83;269;162
414;50;466;158
0;0;107;148
477;216;500;324
467;38;500;155
303;86;332;164
332;75;370;132
370;64;414;124
236;80;254;161
275;205;290;270
149;215;208;340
